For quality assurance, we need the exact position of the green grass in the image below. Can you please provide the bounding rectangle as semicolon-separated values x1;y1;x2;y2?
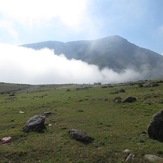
0;81;163;162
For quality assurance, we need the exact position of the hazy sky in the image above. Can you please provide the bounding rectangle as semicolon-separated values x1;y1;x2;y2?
0;0;163;53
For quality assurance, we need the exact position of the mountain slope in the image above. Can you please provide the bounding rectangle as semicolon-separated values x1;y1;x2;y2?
22;35;163;79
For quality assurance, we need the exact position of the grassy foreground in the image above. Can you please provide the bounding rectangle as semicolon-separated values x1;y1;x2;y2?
0;81;163;162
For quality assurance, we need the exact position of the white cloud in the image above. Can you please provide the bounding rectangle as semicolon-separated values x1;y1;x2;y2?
0;44;142;84
0;20;18;39
0;0;89;28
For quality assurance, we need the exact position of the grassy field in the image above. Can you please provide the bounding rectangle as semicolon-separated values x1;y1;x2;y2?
0;81;163;162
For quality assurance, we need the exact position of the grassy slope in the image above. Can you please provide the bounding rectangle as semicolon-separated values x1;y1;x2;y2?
0;81;163;162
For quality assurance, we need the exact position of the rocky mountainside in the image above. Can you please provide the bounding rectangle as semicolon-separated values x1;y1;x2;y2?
22;35;163;79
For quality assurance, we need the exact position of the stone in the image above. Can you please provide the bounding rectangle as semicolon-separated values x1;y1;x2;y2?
147;110;163;142
114;97;122;103
143;100;153;105
140;131;147;137
69;129;94;144
123;149;131;154
44;111;52;117
118;89;126;93
19;111;24;114
125;153;135;161
123;97;136;103
23;115;46;133
144;154;163;163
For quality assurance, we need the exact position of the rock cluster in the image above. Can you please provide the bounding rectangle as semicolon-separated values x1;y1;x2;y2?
139;82;159;88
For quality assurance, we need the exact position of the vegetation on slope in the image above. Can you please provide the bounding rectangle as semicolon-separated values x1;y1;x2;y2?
0;81;163;162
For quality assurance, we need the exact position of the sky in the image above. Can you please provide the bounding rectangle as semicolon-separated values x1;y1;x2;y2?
0;0;163;53
0;0;163;84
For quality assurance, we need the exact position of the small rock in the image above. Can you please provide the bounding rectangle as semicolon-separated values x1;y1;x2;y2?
143;100;153;105
44;111;52;117
140;131;147;137
114;97;122;103
19;111;24;114
125;153;135;161
123;97;136;103
101;85;108;88
144;154;163;163
123;149;131;154
118;89;126;93
69;129;94;144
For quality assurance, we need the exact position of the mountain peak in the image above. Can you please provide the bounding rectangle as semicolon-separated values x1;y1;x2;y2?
22;36;163;80
99;35;127;42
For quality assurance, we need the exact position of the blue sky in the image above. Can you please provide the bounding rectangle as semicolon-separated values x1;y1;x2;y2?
0;0;163;53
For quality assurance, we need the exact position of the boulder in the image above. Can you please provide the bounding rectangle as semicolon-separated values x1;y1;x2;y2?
69;129;94;144
123;97;136;103
23;115;46;133
147;110;163;142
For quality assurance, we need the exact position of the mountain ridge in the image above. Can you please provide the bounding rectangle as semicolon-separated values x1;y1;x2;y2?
22;35;163;80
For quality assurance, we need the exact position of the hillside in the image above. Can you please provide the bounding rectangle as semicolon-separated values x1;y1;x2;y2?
0;80;163;162
22;35;163;79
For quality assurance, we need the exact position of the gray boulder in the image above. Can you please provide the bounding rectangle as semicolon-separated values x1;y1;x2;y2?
23;115;46;133
147;110;163;142
69;129;94;144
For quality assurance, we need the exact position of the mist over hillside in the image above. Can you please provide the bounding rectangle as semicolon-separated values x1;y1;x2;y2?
23;35;163;80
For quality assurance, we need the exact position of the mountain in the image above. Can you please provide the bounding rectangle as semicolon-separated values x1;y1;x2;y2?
22;35;163;79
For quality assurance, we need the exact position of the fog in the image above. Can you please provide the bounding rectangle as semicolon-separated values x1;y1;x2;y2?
0;44;142;84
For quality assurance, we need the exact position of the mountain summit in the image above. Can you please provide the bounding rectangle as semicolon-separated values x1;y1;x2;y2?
22;35;163;80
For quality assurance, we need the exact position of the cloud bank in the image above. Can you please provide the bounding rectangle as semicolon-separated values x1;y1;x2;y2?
0;44;142;84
